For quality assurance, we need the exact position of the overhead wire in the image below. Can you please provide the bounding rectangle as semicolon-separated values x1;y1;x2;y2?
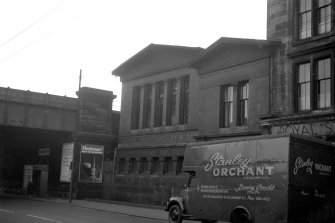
0;3;61;49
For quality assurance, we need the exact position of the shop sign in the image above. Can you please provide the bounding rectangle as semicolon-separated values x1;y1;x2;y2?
271;122;334;136
38;148;50;156
33;164;48;170
79;144;104;183
60;142;74;182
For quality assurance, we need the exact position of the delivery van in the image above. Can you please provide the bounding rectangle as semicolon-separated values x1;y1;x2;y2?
165;134;335;223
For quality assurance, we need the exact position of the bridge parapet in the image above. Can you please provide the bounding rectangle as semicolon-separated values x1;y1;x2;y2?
0;87;77;131
0;87;77;110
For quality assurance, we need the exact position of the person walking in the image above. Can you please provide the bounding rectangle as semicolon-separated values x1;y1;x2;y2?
27;182;33;199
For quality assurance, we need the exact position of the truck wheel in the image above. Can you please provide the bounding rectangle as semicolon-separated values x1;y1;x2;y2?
168;204;183;223
231;210;251;223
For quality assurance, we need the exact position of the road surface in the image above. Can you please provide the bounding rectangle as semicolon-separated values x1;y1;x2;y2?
0;195;166;223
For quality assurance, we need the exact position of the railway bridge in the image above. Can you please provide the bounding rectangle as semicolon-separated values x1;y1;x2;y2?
0;86;119;197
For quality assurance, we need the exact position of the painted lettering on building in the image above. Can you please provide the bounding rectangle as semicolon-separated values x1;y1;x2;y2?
204;153;274;178
119;131;197;147
272;122;334;136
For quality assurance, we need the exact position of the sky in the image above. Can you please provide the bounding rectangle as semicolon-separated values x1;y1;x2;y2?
0;0;267;111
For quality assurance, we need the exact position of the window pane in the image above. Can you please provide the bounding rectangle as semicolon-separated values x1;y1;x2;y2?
325;58;331;78
306;0;312;10
305;83;310;110
326;79;331;107
319;0;331;7
300;0;306;12
318;59;325;79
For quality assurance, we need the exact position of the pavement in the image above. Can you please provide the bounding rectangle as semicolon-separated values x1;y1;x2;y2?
2;193;168;221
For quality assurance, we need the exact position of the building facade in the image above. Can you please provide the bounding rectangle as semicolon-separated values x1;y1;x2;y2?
262;0;335;141
112;39;279;204
112;0;335;205
113;44;203;204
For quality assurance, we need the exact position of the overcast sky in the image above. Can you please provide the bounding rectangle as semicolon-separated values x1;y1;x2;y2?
0;0;267;110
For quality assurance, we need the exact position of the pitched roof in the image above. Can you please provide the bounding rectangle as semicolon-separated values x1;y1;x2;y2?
191;37;278;67
112;44;203;81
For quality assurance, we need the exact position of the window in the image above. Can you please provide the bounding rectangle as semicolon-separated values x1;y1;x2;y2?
143;84;152;128
316;58;331;108
220;85;234;127
220;81;249;128
297;62;311;111
299;0;312;39
179;75;190;125
128;158;137;174
176;156;184;175
166;79;178;126
151;157;160;174
297;0;333;40
163;157;173;174
318;0;332;34
295;56;333;111
139;157;148;174
154;82;164;127
239;82;249;125
131;87;141;129
118;158;126;174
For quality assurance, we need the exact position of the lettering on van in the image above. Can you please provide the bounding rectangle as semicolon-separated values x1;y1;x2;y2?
235;183;275;194
204;153;274;177
293;157;313;175
293;157;332;176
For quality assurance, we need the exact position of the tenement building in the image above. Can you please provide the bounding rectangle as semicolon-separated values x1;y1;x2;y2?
262;0;335;141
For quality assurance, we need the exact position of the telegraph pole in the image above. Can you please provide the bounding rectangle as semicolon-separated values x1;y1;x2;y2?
69;69;82;203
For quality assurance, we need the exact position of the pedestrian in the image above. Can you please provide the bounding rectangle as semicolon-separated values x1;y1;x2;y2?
27;182;33;199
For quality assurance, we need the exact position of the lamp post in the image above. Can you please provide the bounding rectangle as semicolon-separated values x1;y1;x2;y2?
69;69;82;203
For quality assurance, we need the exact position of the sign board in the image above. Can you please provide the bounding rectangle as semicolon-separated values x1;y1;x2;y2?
38;148;51;156
79;144;104;183
60;142;74;182
22;165;33;189
271;122;335;136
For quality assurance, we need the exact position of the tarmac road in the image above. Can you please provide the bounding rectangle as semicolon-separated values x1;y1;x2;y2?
0;195;167;223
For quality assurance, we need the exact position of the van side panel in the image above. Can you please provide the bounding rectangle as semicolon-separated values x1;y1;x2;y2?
253;137;290;223
288;137;335;222
183;136;290;222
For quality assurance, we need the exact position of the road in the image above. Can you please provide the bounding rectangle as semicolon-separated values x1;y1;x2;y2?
0;196;166;223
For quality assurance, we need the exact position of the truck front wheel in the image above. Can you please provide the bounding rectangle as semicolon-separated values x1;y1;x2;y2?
230;210;251;223
168;204;183;223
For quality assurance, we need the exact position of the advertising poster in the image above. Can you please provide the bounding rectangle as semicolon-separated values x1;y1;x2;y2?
79;144;104;183
60;142;74;182
22;165;33;189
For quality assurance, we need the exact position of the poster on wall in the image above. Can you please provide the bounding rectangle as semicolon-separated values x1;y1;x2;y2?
22;165;33;189
79;144;104;183
60;142;74;182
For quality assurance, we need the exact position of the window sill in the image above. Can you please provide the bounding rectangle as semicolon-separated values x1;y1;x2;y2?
291;31;334;47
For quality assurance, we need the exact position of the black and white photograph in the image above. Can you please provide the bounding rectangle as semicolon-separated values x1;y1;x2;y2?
1;0;335;222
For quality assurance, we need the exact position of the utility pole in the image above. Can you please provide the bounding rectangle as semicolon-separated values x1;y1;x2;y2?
69;69;82;203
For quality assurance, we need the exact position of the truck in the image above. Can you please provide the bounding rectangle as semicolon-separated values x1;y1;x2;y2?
166;134;335;223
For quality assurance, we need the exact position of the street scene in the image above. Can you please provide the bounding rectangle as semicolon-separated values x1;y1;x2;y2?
1;0;335;222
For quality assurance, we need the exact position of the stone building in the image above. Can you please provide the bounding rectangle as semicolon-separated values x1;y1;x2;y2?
262;0;335;141
112;0;335;205
112;44;203;204
112;38;279;204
